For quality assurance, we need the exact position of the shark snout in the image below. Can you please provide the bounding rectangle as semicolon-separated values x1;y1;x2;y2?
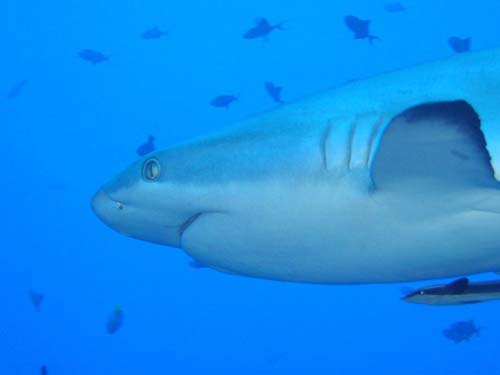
91;187;156;241
91;190;126;229
91;186;204;247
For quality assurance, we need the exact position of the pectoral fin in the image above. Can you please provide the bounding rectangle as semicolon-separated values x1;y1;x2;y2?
370;100;498;192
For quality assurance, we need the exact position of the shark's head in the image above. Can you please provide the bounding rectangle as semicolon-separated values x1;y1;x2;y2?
92;144;241;247
92;115;321;256
91;150;212;248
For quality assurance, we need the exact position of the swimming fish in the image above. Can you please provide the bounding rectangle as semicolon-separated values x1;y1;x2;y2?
92;47;500;285
6;79;28;100
384;2;406;13
29;290;44;312
344;15;378;44
137;136;155;157
264;81;284;104
141;27;167;40
106;305;123;334
243;18;284;40
448;37;471;53
443;321;479;343
402;277;500;305
78;49;109;64
210;95;237;109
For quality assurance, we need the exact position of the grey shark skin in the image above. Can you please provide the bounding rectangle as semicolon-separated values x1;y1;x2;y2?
92;47;500;284
403;278;500;305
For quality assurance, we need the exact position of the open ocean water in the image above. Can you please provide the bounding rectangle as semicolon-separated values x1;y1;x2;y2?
3;0;500;374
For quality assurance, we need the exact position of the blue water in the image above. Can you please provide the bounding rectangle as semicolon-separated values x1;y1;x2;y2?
3;0;500;373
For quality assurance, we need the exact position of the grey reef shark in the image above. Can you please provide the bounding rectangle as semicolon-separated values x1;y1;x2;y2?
93;47;500;287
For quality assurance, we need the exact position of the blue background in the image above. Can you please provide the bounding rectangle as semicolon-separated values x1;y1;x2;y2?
2;0;500;373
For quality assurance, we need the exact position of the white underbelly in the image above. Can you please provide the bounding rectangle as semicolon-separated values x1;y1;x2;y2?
180;180;500;284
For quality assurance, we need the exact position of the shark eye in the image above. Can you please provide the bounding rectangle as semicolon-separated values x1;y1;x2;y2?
419;291;425;295
142;158;161;181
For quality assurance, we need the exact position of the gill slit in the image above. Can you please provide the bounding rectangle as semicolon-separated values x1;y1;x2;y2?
365;115;386;167
346;120;357;171
320;121;332;170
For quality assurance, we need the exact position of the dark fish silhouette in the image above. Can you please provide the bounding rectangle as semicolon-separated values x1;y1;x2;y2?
384;2;406;12
344;16;379;44
210;95;237;109
107;305;123;334
137;136;155;157
29;290;44;312
264;81;284;104
443;320;479;343
448;37;470;53
78;49;109;64
7;79;28;100
243;18;284;40
141;27;168;40
41;365;47;375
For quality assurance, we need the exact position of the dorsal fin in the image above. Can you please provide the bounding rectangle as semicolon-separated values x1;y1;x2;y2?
371;101;498;192
445;277;469;294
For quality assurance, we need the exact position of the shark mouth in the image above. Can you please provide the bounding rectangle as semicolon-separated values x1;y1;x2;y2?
160;212;204;248
177;210;228;249
164;211;223;248
178;212;204;246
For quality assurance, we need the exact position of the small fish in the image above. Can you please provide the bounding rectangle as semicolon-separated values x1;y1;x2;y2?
107;305;123;335
344;15;379;44
243;18;284;40
141;27;168;40
137;135;155;157
41;365;47;375
29;290;44;312
78;49;109;64
264;81;284;104
384;2;407;13
448;37;470;54
210;95;237;109
443;320;479;343
6;79;28;100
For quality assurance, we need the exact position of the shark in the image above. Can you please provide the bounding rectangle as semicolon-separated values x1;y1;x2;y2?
92;47;500;284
